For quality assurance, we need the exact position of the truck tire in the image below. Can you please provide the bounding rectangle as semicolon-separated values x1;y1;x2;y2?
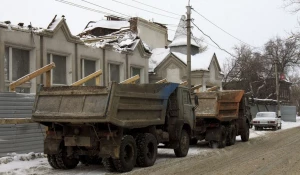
229;125;236;146
55;146;79;169
136;133;157;167
226;125;236;146
47;155;60;169
113;135;137;172
241;123;250;142
218;125;227;148
174;129;189;157
103;157;116;172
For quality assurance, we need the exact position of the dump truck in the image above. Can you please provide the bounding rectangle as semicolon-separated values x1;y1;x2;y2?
32;82;195;172
191;90;252;148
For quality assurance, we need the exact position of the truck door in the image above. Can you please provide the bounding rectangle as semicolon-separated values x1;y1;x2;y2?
182;89;194;127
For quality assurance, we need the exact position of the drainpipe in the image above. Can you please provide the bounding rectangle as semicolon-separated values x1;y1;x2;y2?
75;43;78;81
102;49;106;86
40;36;44;84
126;54;129;79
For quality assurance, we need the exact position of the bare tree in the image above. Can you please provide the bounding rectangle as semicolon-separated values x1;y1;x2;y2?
264;36;300;75
223;45;266;93
283;0;300;13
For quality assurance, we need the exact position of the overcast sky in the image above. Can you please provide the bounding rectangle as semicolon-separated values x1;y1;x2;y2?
0;0;299;67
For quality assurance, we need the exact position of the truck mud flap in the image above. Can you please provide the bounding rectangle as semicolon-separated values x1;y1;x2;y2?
205;127;222;141
44;138;62;154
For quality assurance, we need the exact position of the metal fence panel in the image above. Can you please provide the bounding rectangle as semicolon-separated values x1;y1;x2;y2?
280;106;297;122
0;92;44;157
250;103;296;122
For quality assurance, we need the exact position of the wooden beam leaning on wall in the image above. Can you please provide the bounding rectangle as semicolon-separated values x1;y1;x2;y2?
180;81;188;86
120;75;140;84
155;78;168;84
9;62;56;92
191;84;203;92
207;86;219;92
71;70;103;86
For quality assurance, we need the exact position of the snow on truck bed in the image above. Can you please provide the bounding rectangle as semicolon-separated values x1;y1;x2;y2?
1;117;300;175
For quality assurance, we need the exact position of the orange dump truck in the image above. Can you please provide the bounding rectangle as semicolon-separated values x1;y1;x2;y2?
191;90;252;148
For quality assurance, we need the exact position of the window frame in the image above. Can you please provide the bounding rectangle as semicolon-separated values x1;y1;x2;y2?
81;58;97;86
130;65;144;84
47;53;68;86
4;45;32;92
108;63;121;83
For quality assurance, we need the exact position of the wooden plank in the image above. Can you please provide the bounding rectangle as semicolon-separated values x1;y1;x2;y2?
95;75;101;86
10;62;55;91
0;118;34;125
191;84;203;91
120;75;140;84
207;86;219;92
71;70;103;86
155;79;168;84
45;70;51;87
180;81;188;86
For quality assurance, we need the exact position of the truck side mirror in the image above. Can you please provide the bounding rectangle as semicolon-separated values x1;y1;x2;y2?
194;95;199;106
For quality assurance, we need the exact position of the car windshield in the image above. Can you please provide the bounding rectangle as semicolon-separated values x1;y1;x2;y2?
256;112;276;118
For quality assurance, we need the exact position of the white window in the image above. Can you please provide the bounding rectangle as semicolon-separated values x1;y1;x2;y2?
131;67;141;84
4;46;31;93
47;53;67;85
109;63;120;83
81;59;96;86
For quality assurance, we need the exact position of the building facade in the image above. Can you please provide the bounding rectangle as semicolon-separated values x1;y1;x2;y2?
148;16;224;91
0;15;153;93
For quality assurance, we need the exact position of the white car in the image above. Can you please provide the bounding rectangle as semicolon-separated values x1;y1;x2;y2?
252;112;281;131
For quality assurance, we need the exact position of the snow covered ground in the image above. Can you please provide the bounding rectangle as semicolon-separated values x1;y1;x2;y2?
1;117;300;175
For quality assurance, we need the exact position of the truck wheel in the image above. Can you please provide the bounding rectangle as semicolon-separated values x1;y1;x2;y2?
174;129;189;157
229;125;236;145
103;157;116;172
226;125;236;146
47;155;60;169
113;135;137;172
241;123;250;142
136;133;157;167
217;125;227;148
55;146;79;169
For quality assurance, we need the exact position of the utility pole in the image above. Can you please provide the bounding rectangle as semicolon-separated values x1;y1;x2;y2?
186;1;192;90
275;59;281;117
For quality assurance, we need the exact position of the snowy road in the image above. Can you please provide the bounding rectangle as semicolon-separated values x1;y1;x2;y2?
1;117;300;175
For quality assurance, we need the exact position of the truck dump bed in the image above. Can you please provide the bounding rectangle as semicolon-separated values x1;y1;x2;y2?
32;83;178;128
194;90;244;121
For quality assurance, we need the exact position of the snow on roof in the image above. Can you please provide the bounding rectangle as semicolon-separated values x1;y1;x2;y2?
47;16;64;30
149;48;216;72
0;21;44;33
169;15;200;47
172;52;213;71
149;48;171;72
81;29;151;54
83;20;129;32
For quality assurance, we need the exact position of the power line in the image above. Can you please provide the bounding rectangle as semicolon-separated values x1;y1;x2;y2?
81;0;131;18
191;21;237;58
55;0;128;19
131;0;181;16
192;9;257;49
111;0;179;20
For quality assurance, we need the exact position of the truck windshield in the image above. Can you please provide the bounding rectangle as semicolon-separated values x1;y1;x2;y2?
256;113;276;118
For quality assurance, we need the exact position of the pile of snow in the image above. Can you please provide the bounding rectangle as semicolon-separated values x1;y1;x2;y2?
0;152;45;165
148;48;170;72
